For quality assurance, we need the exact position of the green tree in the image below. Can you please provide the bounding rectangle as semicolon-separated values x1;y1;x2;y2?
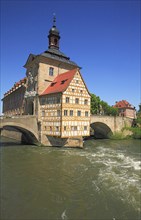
90;94;118;116
137;103;141;119
91;93;101;114
109;106;118;116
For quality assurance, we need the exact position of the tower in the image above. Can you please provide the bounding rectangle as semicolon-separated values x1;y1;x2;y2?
48;15;60;50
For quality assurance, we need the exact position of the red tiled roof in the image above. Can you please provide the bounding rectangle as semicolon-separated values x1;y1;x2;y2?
114;100;134;109
4;77;27;97
40;69;78;96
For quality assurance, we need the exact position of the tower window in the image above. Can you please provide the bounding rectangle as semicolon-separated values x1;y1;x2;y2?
54;38;58;45
49;67;54;76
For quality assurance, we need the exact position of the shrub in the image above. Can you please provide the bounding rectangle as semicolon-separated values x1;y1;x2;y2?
109;131;127;140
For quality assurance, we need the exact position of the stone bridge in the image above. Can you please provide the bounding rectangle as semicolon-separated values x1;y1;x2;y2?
0;116;40;144
90;115;133;138
0;115;133;144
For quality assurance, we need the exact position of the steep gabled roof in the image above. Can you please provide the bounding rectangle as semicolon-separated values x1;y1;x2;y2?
2;77;27;100
114;100;134;109
23;53;37;68
40;69;78;96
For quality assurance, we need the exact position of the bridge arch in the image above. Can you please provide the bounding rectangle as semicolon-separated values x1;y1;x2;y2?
2;125;39;145
0;116;39;145
90;122;113;139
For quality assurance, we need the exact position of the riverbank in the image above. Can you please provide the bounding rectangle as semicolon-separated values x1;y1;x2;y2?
110;127;141;140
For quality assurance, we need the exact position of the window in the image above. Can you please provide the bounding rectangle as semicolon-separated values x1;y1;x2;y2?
74;126;77;131
50;126;52;131
77;111;81;116
64;126;66;131
76;80;79;84
66;97;69;103
41;111;45;117
85;111;88;117
47;97;53;104
49;67;54;76
41;98;46;105
75;98;79;104
54;38;58;45
57;110;61;116
64;110;68;116
80;90;83;93
57;97;61;104
72;89;75;92
70;110;73;116
84;99;88;105
56;126;59;131
84;126;87;131
71;126;77;131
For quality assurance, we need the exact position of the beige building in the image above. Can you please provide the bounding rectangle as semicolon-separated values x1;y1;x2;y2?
2;16;91;147
2;77;26;116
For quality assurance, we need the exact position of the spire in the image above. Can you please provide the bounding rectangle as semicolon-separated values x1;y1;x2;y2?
53;13;56;27
48;14;60;50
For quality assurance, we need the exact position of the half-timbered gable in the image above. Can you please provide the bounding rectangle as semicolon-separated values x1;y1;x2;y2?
61;69;90;137
39;68;90;138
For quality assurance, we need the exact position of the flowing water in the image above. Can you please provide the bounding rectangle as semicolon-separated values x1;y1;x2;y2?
0;136;141;220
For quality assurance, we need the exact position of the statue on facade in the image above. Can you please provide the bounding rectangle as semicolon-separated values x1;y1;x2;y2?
25;71;37;97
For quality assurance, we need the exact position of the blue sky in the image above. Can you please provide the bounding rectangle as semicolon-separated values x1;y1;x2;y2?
1;0;140;113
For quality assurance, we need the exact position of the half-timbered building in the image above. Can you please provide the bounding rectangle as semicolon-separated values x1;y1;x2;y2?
2;16;90;147
39;68;90;141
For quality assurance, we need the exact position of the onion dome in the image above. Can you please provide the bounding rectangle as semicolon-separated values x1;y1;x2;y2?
48;15;60;49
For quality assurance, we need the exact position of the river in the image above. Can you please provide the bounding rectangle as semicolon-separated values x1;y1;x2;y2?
0;136;141;220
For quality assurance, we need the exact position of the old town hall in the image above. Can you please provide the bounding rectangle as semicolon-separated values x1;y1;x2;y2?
2;16;91;147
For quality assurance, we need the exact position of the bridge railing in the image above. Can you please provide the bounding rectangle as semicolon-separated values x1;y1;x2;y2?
0;115;37;120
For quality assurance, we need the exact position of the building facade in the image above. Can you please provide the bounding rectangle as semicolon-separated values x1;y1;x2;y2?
2;16;91;147
114;100;136;119
2;78;26;116
40;69;90;143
